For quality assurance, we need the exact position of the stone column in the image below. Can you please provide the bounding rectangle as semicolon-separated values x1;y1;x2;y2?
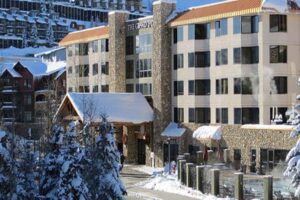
108;11;128;93
186;163;194;187
196;165;204;192
211;169;220;196
224;149;230;164
152;1;176;167
234;173;243;200
264;175;273;200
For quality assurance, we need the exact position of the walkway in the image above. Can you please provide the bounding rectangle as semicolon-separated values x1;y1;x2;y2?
121;165;199;200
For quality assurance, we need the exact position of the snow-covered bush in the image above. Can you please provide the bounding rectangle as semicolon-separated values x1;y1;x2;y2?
285;78;300;196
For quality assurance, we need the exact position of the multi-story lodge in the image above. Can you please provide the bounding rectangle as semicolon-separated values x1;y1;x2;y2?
59;0;300;171
0;0;151;48
0;55;66;138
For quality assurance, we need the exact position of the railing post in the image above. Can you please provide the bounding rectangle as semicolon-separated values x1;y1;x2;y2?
184;153;190;163
179;160;186;185
177;155;184;180
264;175;273;200
196;165;204;192
234;172;243;200
186;163;194;188
211;169;220;196
196;151;204;165
224;149;230;164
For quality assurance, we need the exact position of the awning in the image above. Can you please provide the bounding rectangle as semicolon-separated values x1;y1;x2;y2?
161;122;186;137
193;126;222;140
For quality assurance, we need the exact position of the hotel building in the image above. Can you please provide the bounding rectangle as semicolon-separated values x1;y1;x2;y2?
59;0;300;170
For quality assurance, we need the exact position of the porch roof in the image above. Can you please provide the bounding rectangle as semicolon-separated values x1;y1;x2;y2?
161;122;186;138
193;126;222;141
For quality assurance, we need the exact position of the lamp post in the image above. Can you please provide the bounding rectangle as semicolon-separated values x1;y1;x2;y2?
168;137;171;174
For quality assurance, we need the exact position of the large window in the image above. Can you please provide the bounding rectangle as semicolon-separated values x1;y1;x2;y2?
93;85;99;92
271;76;287;94
216;108;228;124
126;60;134;79
174;107;184;123
270;15;287;32
173;26;183;44
216;49;228;66
270;45;287;63
24;111;32;122
188;23;210;40
100;39;109;52
68;46;73;57
136;34;152;53
188;80;210;95
92;40;98;53
234;77;256;94
126;84;134;92
136;59;152;78
234;47;259;64
174;81;184;96
24;94;32;105
188;52;210;68
215;18;228;37
101;62;109;75
101;85;109;92
233;16;259;34
173;54;184;69
270;107;288;123
77;65;89;77
92;63;98;75
189;108;210;123
68;66;73;74
78;43;89;56
126;36;134;55
136;83;152;96
216;78;228;94
234;108;259;124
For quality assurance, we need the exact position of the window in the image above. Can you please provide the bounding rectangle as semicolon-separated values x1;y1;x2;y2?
189;108;210;123
136;59;152;78
174;81;184;96
174;107;184;123
68;87;73;92
188;53;195;67
24;111;32;122
270;15;287;32
193;52;210;68
234;108;259;124
78;65;89;77
234;47;259;64
126;60;134;79
126;36;134;55
24;95;32;105
126;84;134;92
173;26;183;43
234;16;259;34
101;39;109;52
92;85;99;92
215;18;227;37
79;86;90;92
136;34;152;53
188;23;210;40
68;66;73;74
24;79;32;89
188;80;210;95
92;40;98;53
270;45;287;63
101;62;109;75
78;43;89;56
270;107;288;123
216;108;228;124
216;49;228;66
234;77;256;94
92;63;98;75
68;46;73;56
101;85;109;92
271;77;287;94
173;54;184;70
136;83;152;96
216;78;228;94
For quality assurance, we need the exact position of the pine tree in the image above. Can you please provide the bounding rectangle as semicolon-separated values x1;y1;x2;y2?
46;23;55;47
15;140;38;199
0;131;13;199
88;118;126;200
22;29;28;48
56;121;91;200
285;78;300;196
30;23;38;47
40;125;64;199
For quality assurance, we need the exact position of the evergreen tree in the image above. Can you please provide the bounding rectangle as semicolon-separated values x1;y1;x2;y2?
46;23;55;47
30;23;38;47
285;78;300;196
40;0;47;13
88;118;126;200
22;29;28;48
0;131;13;199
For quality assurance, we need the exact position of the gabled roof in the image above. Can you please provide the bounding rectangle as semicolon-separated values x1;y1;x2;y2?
170;0;262;26
59;26;109;46
56;92;154;124
1;68;22;78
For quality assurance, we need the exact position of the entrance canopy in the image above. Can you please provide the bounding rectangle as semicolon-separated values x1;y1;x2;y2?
193;126;222;141
161;122;186;138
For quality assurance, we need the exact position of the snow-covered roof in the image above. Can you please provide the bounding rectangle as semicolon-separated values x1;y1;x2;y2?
57;92;154;124
161;122;186;137
193;126;222;140
2;68;22;78
34;47;65;57
0;46;60;57
241;124;294;130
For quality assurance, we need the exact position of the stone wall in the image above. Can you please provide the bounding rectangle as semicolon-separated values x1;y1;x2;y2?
152;1;176;167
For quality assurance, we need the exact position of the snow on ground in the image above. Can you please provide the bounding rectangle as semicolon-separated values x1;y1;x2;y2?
132;165;164;176
139;174;233;200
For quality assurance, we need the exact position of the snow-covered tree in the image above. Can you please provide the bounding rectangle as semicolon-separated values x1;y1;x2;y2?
22;29;28;48
0;131;13;199
14;140;39;199
40;0;47;13
285;78;300;196
30;23;38;47
46;23;55;47
87;118;126;199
